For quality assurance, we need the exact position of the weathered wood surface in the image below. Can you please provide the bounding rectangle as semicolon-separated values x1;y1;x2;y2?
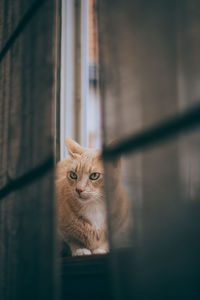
98;0;200;143
60;253;111;300
0;0;57;190
0;0;34;50
0;173;56;300
0;0;58;299
98;0;200;299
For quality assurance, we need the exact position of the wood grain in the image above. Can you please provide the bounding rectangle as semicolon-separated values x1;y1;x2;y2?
0;0;59;299
0;0;57;190
0;0;36;51
0;172;56;300
98;0;200;299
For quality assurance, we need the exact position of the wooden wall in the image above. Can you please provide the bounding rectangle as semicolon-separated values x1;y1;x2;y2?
98;0;200;299
0;1;59;299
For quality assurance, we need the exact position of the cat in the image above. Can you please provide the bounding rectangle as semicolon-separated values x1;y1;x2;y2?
56;138;129;256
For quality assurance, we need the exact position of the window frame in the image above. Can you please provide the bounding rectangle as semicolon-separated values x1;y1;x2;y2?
60;0;89;161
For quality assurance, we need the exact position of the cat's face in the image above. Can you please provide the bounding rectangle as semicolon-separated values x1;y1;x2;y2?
65;139;104;202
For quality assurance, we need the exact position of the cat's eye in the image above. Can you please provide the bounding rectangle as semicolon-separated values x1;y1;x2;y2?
89;172;100;180
69;171;78;180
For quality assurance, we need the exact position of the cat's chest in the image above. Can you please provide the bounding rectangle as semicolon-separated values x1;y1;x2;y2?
81;202;106;230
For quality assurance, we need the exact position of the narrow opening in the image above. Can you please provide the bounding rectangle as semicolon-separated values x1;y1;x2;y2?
57;0;109;258
57;0;133;258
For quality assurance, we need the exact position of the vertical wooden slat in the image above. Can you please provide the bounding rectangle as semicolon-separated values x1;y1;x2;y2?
98;0;200;299
0;0;43;52
177;0;200;201
0;0;57;188
0;0;59;299
0;174;55;300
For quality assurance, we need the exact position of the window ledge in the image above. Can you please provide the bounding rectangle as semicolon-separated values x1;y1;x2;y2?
59;253;111;300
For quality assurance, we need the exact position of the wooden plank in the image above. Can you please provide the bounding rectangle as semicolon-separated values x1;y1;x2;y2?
98;0;181;247
0;0;36;51
177;0;200;201
0;0;59;299
98;0;200;299
0;55;10;188
60;248;137;300
98;0;179;144
0;0;57;190
0;171;56;300
60;253;111;300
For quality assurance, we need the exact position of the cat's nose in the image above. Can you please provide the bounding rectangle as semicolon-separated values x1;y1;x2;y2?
76;187;84;195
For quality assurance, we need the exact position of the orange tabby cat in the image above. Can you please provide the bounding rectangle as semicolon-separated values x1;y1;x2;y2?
56;138;129;256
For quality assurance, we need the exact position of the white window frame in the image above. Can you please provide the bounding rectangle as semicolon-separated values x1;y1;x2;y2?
60;0;89;160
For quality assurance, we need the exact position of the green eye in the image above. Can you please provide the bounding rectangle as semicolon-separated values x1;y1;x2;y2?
89;172;100;180
69;171;77;180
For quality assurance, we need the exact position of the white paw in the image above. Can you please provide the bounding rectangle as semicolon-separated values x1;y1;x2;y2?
73;248;92;256
93;248;107;254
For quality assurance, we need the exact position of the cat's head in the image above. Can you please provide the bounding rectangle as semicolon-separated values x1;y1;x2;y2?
65;138;104;202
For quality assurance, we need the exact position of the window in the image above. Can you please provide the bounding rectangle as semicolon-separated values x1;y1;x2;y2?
60;0;101;161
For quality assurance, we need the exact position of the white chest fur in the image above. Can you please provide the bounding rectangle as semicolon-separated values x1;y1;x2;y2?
81;201;106;230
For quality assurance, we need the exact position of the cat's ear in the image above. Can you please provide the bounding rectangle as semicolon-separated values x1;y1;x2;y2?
65;138;85;156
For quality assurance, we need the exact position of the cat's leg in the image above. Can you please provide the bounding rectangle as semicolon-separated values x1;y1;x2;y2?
92;242;109;255
73;248;92;256
69;242;92;256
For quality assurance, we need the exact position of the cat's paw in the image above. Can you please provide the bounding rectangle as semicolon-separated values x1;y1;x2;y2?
73;248;92;256
93;248;107;254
